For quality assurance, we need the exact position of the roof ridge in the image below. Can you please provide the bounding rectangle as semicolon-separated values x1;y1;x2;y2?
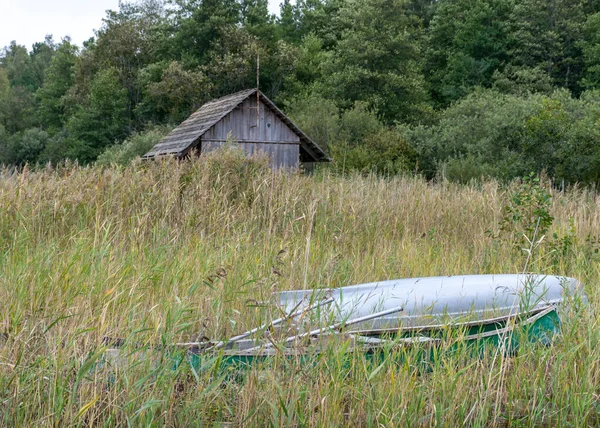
201;88;257;105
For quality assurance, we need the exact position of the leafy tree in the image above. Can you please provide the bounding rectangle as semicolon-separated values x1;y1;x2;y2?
402;88;600;184
94;1;167;118
38;130;74;165
141;61;213;123
200;27;262;97
170;0;241;66
288;95;385;152
557;90;600;183
277;0;301;43
320;0;431;123
26;36;57;91
523;90;600;183
330;128;416;175
491;65;555;95
509;0;587;95
0;86;36;133
1;42;32;89
407;0;438;25
405;89;537;181
0;124;9;164
580;12;600;89
65;68;130;162
9;128;50;165
198;25;294;99
292;0;344;48
36;39;78;132
0;68;8;105
287;93;340;150
338;102;384;145
278;34;329;100
240;0;276;42
425;0;512;105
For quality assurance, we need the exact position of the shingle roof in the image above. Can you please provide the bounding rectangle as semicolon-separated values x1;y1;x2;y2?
143;89;330;162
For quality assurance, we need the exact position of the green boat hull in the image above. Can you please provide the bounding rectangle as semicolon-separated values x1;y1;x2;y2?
178;308;561;374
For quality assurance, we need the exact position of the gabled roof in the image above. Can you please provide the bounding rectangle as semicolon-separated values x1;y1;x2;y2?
143;89;330;162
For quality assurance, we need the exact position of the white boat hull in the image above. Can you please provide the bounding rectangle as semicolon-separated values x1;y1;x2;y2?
277;274;586;331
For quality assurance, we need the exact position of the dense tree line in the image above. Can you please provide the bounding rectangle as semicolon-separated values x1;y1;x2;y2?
1;0;600;184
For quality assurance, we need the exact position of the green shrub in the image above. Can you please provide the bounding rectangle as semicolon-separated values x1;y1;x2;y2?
402;88;600;185
286;94;340;151
96;126;171;167
330;128;416;175
0;127;49;166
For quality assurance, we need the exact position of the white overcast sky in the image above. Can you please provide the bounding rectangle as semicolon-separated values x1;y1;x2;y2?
0;0;281;50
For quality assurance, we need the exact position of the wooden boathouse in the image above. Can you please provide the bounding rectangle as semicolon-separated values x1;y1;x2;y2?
143;89;330;169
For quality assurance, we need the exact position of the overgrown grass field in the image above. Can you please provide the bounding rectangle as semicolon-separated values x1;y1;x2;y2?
0;153;599;426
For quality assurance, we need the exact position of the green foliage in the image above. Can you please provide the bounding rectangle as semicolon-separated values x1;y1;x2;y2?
36;39;78;132
425;0;512;105
0;68;8;99
286;94;340;151
0;128;49;166
10;128;50;165
580;12;600;89
289;95;385;146
171;0;242;66
1;0;600;180
96;126;171;166
509;0;587;95
492;173;579;268
93;2;166;109
1;42;34;90
37;130;77;165
330;128;416;175
27;36;57;90
496;173;555;248
404;89;600;185
491;65;555;96
338;102;384;145
278;34;329;100
241;0;276;41
281;0;344;47
288;96;417;174
0;85;37;133
65;68;130;163
140;61;213;123
0;124;8;163
320;0;430;123
199;27;262;96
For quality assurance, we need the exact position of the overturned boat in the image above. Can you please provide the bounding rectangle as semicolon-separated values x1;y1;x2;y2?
103;274;588;371
277;274;586;334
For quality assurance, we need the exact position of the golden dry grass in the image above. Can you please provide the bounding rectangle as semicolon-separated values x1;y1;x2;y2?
0;152;598;426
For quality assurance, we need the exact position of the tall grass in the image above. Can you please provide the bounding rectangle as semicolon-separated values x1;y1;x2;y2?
0;152;598;426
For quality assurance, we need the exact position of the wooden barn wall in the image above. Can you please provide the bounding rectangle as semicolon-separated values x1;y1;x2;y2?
202;98;300;143
202;141;300;169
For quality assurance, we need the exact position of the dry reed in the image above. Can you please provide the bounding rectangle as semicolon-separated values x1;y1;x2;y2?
0;152;598;426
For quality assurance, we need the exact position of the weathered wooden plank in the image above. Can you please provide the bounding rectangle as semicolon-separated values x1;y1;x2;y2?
203;98;299;144
200;141;299;169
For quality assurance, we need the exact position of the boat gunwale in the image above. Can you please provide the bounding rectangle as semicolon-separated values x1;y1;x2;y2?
344;304;557;336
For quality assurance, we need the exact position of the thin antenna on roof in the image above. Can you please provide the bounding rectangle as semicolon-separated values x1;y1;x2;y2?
256;52;260;128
